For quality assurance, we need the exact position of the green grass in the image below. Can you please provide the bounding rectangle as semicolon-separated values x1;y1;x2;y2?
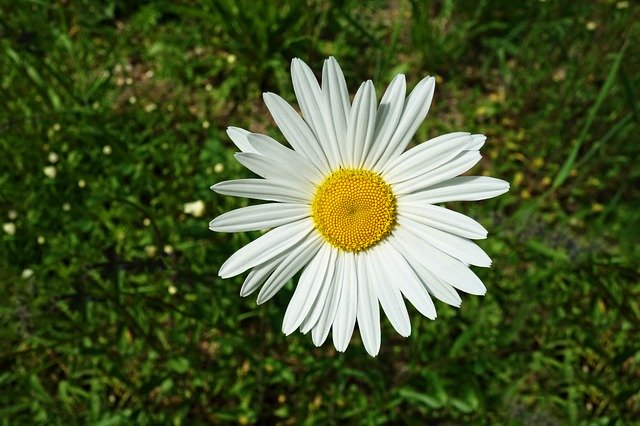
1;0;639;424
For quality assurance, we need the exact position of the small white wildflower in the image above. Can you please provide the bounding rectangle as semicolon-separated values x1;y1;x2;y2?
163;244;174;255
3;222;16;235
102;145;112;155
214;163;225;173
37;236;46;244
78;179;86;188
143;218;151;226
7;210;18;220
184;200;206;217
62;202;71;211
21;268;34;279
202;120;210;129
48;152;59;163
44;166;57;179
586;21;598;31
168;285;177;295
144;245;157;257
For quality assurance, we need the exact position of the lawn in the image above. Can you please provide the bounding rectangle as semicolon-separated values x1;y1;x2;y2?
1;0;639;424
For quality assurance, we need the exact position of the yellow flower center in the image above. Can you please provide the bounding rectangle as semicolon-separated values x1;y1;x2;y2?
311;169;396;252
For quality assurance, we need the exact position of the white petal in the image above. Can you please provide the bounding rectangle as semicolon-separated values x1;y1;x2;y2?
364;75;406;169
345;80;376;167
398;216;492;267
218;219;313;278
373;76;436;170
240;257;280;297
256;234;322;304
370;245;411;337
392;226;487;296
332;252;358;352
399;248;463;307
209;203;309;233
263;92;330;173
397;202;488;240
382;132;472;182
291;58;337;169
291;58;331;165
299;247;339;333
378;240;437;319
212;179;311;204
466;134;486;151
394;150;482;196
247;133;324;183
322;57;350;168
402;176;510;204
357;252;381;356
311;252;344;346
282;244;332;335
234;152;315;194
226;127;259;153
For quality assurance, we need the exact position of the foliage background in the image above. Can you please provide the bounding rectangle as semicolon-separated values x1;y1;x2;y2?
1;0;639;424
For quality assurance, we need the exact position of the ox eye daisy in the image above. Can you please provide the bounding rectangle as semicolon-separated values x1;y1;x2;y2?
210;57;509;356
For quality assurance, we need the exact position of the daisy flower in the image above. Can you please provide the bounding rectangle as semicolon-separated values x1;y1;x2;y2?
210;57;509;356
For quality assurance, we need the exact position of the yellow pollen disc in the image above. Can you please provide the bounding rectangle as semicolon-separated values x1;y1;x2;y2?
311;168;397;252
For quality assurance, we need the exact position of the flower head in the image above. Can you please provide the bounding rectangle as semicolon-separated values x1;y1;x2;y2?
211;57;509;356
183;200;206;217
3;222;16;236
43;166;57;179
21;268;34;279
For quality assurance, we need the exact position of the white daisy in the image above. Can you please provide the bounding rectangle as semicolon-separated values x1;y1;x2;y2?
210;57;509;356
